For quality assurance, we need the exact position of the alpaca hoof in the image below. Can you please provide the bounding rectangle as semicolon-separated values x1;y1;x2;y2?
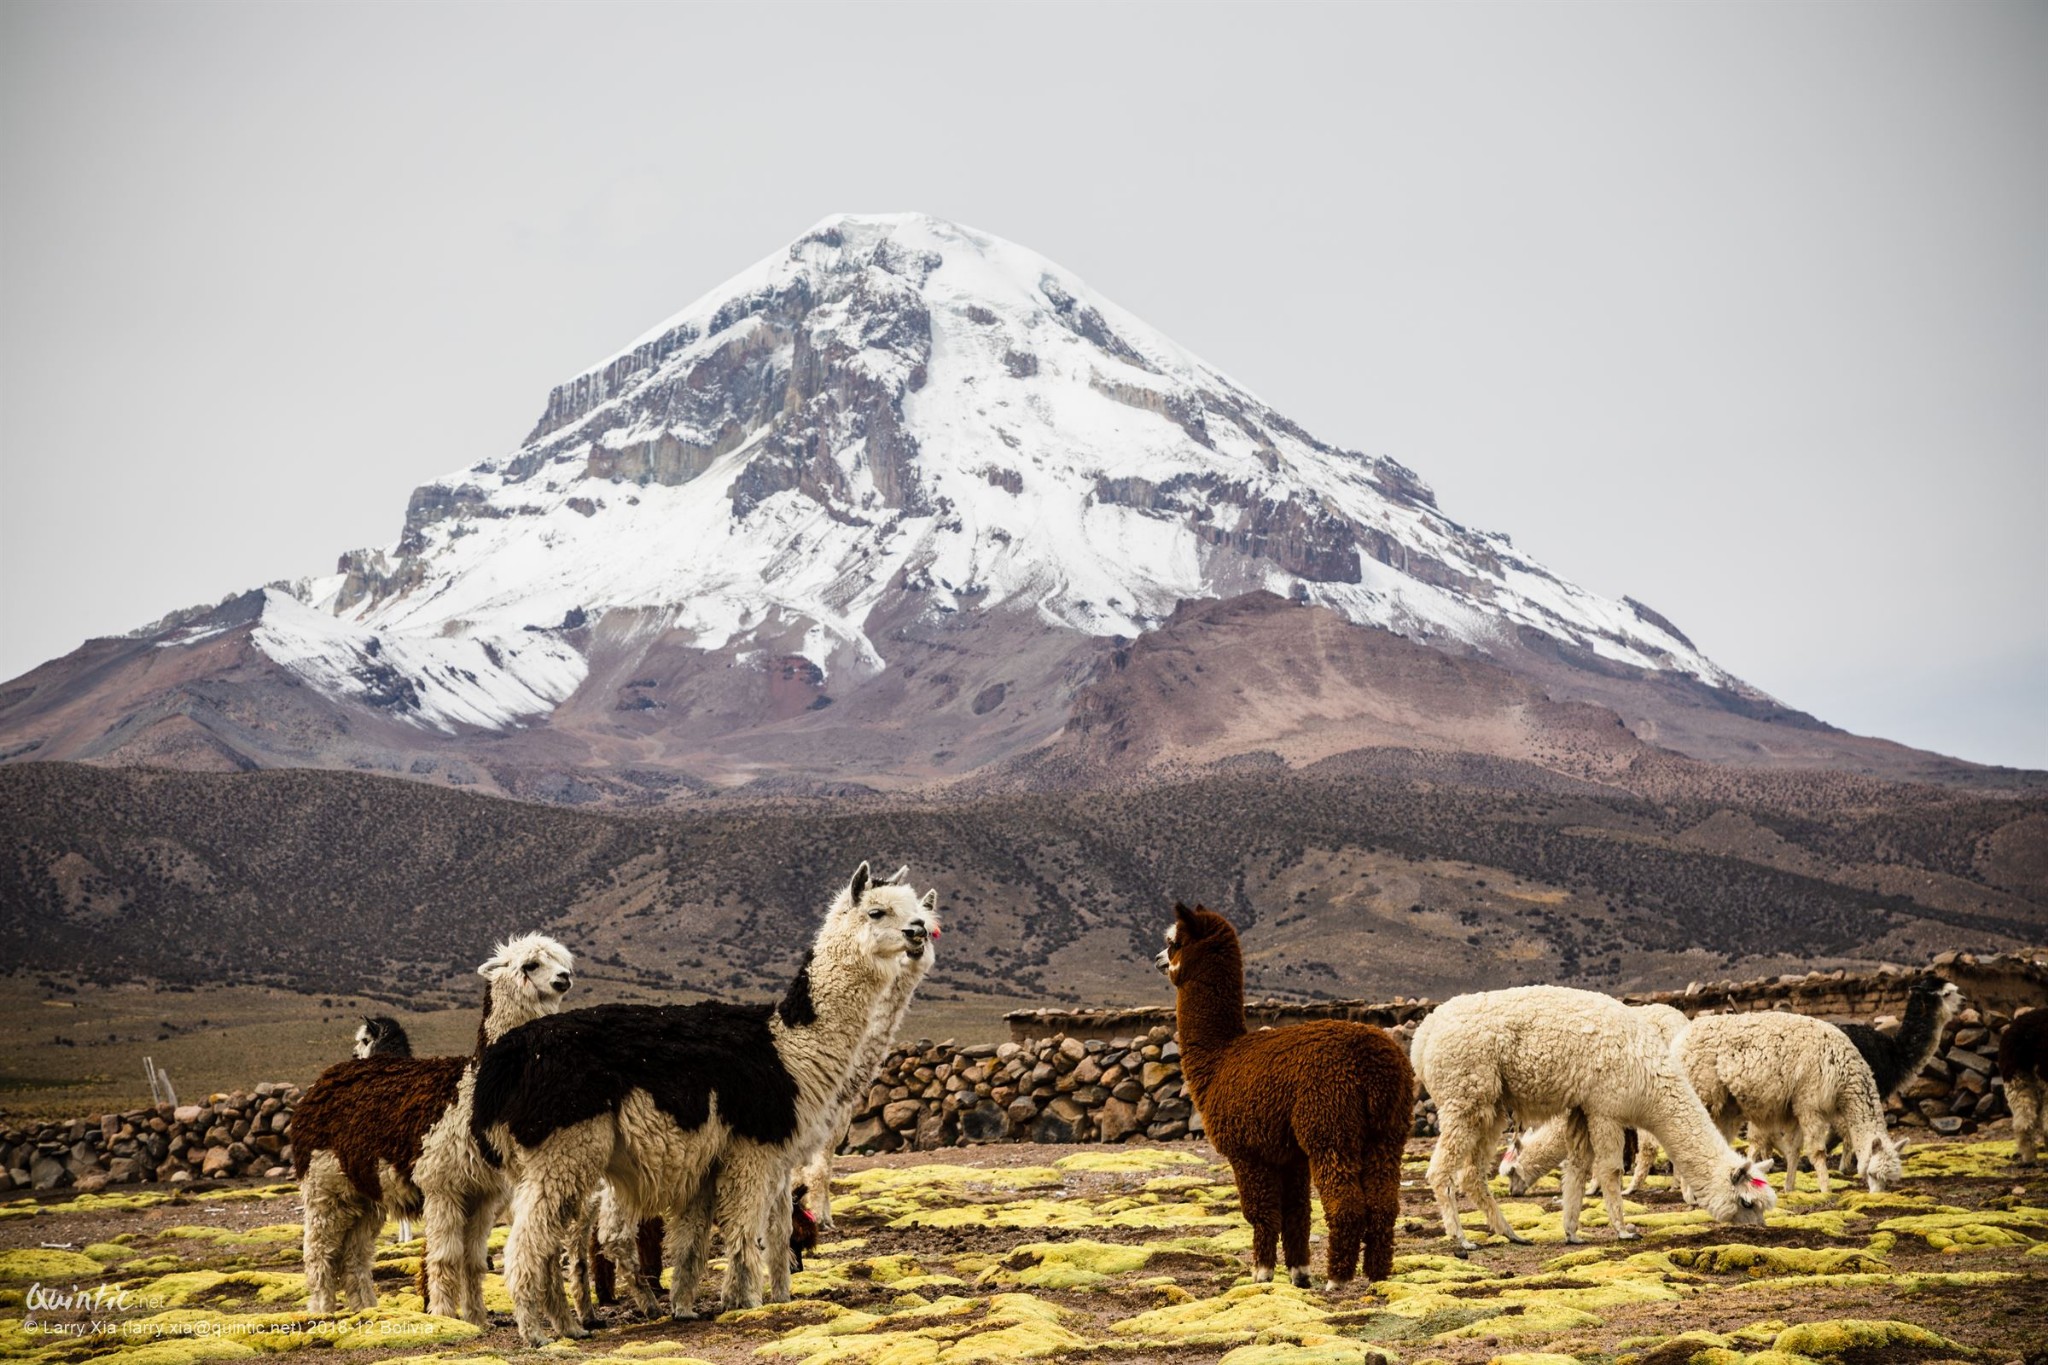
1563;1234;1583;1245
1288;1268;1313;1289
1250;1265;1274;1284
1503;1231;1531;1246
1616;1225;1641;1241
1449;1240;1475;1259
669;1306;701;1322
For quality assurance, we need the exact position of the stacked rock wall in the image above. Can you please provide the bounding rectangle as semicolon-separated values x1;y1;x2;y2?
0;1084;297;1192
1;951;2039;1187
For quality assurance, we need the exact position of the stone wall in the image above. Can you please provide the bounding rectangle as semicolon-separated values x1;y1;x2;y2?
0;1084;298;1193
1003;949;2048;1042
2;950;2039;1189
852;995;2024;1155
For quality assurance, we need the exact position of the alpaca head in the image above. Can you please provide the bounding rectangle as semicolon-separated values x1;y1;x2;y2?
1913;977;1963;1021
1859;1133;1907;1192
1697;1150;1778;1226
1155;902;1240;988
1498;1138;1536;1195
821;862;938;979
352;1015;411;1059
476;932;576;1037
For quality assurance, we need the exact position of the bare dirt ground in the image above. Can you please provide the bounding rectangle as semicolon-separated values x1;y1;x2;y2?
2;1134;2042;1365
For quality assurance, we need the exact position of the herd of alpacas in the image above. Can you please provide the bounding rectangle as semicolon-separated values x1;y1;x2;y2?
289;871;2048;1346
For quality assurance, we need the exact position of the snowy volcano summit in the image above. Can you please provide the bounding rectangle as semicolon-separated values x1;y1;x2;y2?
18;212;1908;797
276;213;1730;731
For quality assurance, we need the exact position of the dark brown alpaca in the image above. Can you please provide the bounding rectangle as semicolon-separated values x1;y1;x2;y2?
1157;902;1415;1286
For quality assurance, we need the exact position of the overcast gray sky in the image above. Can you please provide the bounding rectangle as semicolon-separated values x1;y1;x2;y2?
3;1;2043;768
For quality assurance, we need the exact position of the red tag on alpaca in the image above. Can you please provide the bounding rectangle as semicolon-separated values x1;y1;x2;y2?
1748;1177;1768;1188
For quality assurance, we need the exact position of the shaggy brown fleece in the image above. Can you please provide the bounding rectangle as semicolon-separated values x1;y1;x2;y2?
1161;902;1415;1284
290;1055;470;1207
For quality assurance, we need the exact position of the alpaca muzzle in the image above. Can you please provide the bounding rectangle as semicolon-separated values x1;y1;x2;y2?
903;922;929;958
552;974;573;994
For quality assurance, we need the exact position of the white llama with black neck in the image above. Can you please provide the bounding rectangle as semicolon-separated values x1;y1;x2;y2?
471;862;935;1344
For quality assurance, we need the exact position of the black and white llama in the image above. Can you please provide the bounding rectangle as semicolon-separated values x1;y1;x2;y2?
1830;976;1960;1171
352;1016;413;1059
471;862;936;1344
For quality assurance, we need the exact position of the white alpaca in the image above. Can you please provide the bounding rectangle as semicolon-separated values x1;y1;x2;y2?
297;934;574;1323
1412;985;1776;1253
1499;1003;1688;1197
1676;1010;1905;1195
793;866;924;1237
471;863;935;1344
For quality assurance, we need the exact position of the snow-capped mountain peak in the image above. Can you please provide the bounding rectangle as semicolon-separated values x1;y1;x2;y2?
268;212;1735;733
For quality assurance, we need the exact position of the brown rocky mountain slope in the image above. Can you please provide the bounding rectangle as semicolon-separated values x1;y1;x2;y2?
5;757;2041;1013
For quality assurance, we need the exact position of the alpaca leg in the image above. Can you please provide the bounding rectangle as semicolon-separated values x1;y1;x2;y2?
1356;1139;1403;1284
341;1206;382;1310
422;1192;468;1320
1622;1131;1653;1195
1425;1107;1489;1255
1307;1156;1362;1288
301;1164;351;1314
2010;1073;2043;1165
763;1160;799;1303
1278;1160;1314;1287
715;1151;779;1312
600;1193;660;1318
1793;1108;1832;1197
1227;1158;1284;1280
1588;1120;1635;1240
1559;1155;1587;1244
504;1129;604;1346
507;1179;588;1345
668;1181;717;1319
458;1197;496;1327
1455;1110;1521;1243
566;1193;597;1329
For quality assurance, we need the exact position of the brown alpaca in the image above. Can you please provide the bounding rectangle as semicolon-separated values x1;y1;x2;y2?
1157;902;1415;1286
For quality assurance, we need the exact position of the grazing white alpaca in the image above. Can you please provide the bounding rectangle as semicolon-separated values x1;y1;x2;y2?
471;863;936;1345
1676;1010;1905;1195
295;934;575;1322
1499;1003;1688;1197
1413;985;1775;1253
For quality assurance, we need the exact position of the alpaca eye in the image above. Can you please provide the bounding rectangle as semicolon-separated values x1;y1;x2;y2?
523;962;537;973
868;908;885;920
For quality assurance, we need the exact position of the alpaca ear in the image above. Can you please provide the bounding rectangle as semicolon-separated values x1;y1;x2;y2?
921;889;937;912
1174;902;1200;932
884;865;909;885
849;862;871;902
1891;1137;1910;1155
476;950;506;978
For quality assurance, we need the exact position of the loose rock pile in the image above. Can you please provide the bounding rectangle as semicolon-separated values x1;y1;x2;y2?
0;1083;298;1192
